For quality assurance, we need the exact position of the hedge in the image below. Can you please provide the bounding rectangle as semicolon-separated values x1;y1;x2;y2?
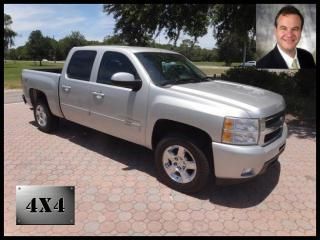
220;68;316;119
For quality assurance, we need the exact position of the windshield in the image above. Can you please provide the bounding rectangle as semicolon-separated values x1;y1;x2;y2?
135;52;207;86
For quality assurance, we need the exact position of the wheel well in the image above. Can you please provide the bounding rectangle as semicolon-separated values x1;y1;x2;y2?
152;119;214;171
29;89;49;108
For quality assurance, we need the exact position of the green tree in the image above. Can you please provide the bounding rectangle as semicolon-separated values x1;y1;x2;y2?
16;46;29;60
103;34;126;45
216;32;242;65
182;5;210;48
103;4;255;64
103;4;211;48
160;5;186;47
59;31;87;59
53;40;65;61
8;48;18;61
210;4;256;65
179;39;194;58
86;40;102;45
46;37;58;62
103;4;160;46
4;13;17;58
25;30;52;65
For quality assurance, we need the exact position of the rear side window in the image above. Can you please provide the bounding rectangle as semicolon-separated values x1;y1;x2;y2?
67;50;97;81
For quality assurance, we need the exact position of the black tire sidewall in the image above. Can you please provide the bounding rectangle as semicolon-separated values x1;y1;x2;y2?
33;101;57;133
155;135;210;193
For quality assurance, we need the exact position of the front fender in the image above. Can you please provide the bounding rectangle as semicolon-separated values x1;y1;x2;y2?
145;96;225;149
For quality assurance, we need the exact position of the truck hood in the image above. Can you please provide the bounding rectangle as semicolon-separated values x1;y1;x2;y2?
170;80;285;118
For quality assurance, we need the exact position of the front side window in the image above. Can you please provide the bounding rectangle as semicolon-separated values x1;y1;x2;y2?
67;50;97;81
97;51;139;85
135;52;207;86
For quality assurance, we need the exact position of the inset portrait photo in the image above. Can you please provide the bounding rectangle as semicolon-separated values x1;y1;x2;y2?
256;4;316;70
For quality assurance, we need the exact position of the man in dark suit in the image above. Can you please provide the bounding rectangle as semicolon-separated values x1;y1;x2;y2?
257;5;316;69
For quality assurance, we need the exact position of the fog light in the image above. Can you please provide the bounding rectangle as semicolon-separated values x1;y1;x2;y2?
241;168;254;177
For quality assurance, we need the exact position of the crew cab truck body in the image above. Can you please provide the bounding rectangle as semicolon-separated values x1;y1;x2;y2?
21;46;287;193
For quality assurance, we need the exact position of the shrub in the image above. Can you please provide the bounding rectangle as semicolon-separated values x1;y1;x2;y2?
220;68;316;119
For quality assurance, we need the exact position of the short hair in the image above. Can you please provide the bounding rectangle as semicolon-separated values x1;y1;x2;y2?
274;5;304;30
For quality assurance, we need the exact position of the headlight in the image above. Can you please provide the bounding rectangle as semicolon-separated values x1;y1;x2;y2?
222;117;259;145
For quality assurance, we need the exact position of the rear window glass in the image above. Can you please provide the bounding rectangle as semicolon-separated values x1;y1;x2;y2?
67;50;97;81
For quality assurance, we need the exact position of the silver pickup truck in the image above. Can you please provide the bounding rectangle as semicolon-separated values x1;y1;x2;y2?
21;46;287;193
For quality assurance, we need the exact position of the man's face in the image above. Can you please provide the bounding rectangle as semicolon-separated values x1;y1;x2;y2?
275;14;302;54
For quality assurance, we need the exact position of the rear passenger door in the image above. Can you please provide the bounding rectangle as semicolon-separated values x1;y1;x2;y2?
89;51;148;145
60;50;97;127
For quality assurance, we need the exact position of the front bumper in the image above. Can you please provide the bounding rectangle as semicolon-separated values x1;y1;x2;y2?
212;123;287;180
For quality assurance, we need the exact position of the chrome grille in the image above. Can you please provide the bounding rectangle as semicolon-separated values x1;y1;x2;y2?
265;111;285;128
259;111;285;146
264;127;282;143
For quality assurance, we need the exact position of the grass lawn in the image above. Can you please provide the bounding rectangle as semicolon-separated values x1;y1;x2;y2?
198;68;227;76
4;60;230;89
4;60;64;89
194;61;239;76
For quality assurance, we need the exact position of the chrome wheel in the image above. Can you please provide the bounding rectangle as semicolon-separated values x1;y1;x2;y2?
162;145;197;184
35;105;47;127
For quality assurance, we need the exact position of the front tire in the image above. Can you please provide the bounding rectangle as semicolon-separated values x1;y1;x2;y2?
154;135;210;193
33;100;59;133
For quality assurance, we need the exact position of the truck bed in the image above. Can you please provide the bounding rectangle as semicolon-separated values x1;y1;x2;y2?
22;68;64;118
29;68;62;74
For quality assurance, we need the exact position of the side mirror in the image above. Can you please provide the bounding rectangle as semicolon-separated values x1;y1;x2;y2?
111;72;142;91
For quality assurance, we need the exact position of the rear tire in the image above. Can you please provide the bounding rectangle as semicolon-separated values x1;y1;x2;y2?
33;100;59;133
154;134;210;193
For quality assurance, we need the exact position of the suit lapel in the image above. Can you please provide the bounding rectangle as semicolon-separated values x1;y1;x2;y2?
272;46;288;69
297;49;305;68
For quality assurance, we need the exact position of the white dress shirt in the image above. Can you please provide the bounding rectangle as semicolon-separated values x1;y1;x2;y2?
277;44;300;69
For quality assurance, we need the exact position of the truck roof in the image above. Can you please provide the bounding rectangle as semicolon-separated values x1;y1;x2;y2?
72;45;178;54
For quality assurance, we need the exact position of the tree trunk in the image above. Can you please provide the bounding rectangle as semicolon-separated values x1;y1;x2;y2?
191;36;198;50
39;60;42;66
242;41;247;65
173;29;181;47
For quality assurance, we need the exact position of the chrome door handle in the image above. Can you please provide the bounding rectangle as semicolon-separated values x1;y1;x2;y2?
62;85;71;92
92;91;104;99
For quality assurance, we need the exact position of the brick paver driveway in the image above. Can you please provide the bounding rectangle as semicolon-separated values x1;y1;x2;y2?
4;102;316;236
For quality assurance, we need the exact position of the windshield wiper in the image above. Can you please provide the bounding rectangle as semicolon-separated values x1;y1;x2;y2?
201;76;215;81
159;81;173;87
159;78;202;87
173;78;200;85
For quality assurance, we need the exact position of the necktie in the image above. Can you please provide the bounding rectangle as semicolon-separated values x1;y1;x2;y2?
291;59;298;69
